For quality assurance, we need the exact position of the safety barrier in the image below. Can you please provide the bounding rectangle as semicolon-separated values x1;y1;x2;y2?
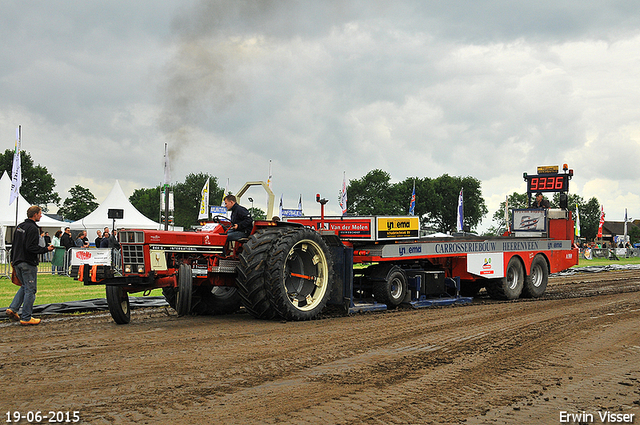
0;247;122;278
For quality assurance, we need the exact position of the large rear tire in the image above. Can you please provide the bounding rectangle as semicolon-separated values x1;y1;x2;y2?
485;257;524;300
522;255;548;298
106;285;130;324
236;227;287;319
176;263;193;316
266;228;333;321
370;265;408;308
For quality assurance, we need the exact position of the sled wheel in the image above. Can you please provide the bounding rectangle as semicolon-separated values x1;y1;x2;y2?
176;263;193;316
486;257;524;300
266;228;333;321
236;227;287;319
106;285;130;324
522;255;548;298
371;265;408;307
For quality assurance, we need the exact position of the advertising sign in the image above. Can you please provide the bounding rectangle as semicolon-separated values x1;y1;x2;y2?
512;209;547;232
467;253;504;278
376;217;420;240
69;248;112;266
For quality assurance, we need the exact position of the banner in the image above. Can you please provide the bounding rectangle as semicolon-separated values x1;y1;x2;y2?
512;209;547;232
340;171;347;216
597;206;605;238
575;204;581;237
456;189;463;232
408;180;416;216
9;127;21;205
198;179;209;220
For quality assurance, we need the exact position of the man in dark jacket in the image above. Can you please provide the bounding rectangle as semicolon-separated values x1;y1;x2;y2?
6;206;54;325
224;194;253;241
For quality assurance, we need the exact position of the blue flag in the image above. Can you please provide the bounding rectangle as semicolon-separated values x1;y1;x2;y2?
408;180;416;215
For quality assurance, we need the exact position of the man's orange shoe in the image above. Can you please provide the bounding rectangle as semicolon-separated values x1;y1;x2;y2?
5;309;20;322
20;318;41;326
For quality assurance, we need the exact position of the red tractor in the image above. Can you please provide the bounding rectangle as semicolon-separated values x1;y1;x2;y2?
81;182;336;324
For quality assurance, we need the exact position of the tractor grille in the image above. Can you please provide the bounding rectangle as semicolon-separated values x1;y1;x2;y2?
122;245;145;266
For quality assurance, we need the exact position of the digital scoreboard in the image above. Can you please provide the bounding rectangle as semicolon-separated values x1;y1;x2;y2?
524;165;573;194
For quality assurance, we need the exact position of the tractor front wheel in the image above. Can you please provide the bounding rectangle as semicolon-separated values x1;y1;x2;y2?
106;285;130;324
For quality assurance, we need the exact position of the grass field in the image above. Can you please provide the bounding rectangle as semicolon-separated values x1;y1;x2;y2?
1;255;639;309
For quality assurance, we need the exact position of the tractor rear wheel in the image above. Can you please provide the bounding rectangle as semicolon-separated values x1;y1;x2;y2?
176;263;193;316
265;228;333;321
485;257;524;300
522;255;548;298
106;285;130;324
236;227;287;319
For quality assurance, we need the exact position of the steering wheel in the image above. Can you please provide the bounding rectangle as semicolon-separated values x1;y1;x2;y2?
212;215;232;232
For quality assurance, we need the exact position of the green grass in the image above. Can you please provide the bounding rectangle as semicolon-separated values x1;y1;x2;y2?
576;255;640;267
1;273;163;308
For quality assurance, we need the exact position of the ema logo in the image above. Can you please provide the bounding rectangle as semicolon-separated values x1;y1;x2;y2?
480;257;494;275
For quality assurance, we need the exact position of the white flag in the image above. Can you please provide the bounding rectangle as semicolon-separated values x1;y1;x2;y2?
198;179;209;220
456;189;463;232
279;194;283;218
9;127;21;205
340;172;347;216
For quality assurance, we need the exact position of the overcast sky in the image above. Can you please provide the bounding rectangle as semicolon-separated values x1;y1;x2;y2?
2;1;640;230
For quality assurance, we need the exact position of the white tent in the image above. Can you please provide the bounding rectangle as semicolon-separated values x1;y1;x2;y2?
69;180;162;243
0;171;67;243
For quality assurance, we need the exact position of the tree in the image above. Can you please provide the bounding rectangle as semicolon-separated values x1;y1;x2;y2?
346;169;404;216
0;149;61;211
488;192;530;235
130;186;162;222
57;185;99;221
172;173;223;228
249;207;266;220
346;170;487;233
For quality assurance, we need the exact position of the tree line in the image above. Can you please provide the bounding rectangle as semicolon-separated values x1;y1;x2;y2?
5;149;624;241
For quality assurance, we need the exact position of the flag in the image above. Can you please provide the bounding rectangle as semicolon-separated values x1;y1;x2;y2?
267;160;272;189
456;189;464;232
198;179;209;220
575;204;581;237
279;194;283;218
339;172;347;216
9;127;21;205
221;178;229;206
298;195;302;213
505;195;510;232
624;208;628;242
408;180;416;216
162;143;170;187
597;206;605;238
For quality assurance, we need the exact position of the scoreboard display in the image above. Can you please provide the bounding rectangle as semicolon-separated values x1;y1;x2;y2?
524;165;573;194
526;174;569;193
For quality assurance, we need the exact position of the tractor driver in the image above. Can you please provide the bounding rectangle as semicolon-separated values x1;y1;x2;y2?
223;194;253;241
533;192;550;209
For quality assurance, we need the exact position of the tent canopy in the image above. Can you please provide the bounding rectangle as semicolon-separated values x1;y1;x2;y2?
69;180;161;239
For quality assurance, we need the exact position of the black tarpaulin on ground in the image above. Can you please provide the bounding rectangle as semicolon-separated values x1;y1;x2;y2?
552;263;640;276
1;296;169;317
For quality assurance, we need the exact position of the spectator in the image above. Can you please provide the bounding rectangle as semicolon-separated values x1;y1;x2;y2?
5;205;54;325
95;230;103;248
51;230;65;275
75;231;89;248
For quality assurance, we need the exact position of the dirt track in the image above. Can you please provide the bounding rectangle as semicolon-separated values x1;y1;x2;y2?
2;271;640;424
